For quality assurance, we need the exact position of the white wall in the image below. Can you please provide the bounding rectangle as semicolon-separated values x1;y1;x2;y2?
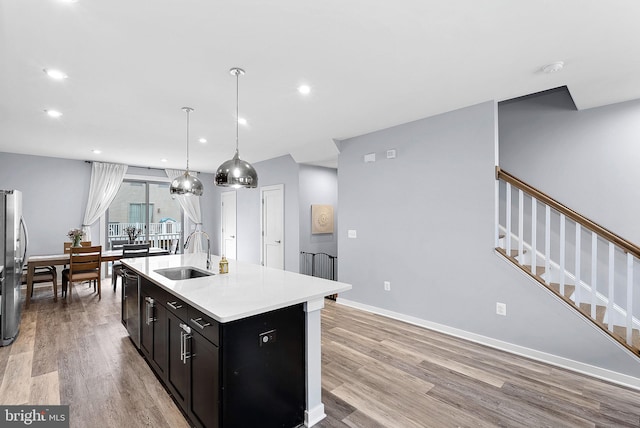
337;101;640;380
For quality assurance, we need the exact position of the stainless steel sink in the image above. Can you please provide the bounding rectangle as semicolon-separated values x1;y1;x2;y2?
154;266;214;280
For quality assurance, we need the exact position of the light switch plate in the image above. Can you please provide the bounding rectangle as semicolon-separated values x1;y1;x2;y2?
364;153;376;163
386;149;396;159
348;229;357;239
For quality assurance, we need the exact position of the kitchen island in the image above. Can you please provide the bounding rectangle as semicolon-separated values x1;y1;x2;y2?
122;253;351;428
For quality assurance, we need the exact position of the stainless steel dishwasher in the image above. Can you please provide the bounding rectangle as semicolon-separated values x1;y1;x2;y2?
123;269;140;348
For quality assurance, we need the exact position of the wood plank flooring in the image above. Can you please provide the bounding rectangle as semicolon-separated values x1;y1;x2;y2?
2;282;640;427
318;301;640;428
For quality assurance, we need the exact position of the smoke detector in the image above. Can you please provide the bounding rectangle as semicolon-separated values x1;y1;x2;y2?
542;61;564;73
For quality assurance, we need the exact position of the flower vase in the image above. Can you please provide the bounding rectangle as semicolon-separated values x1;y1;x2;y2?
72;235;82;247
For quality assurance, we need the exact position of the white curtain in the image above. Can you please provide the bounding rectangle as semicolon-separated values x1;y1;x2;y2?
82;162;128;242
166;169;204;253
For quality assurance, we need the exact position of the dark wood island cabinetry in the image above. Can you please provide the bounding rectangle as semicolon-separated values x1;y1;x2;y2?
134;274;304;428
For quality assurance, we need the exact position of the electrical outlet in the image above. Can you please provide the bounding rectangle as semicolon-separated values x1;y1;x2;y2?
496;302;507;316
384;281;391;291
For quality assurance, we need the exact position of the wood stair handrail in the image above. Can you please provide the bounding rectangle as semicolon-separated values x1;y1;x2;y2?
496;167;640;260
495;247;640;357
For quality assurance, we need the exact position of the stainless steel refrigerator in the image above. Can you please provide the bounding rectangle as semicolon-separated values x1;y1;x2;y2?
0;190;28;346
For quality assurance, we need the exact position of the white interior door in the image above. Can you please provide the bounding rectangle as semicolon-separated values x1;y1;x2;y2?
261;184;284;269
221;191;237;259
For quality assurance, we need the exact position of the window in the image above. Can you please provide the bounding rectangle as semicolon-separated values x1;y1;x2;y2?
107;180;183;252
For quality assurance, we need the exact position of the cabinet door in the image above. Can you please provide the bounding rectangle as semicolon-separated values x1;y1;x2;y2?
167;311;189;409
190;331;219;428
152;302;168;380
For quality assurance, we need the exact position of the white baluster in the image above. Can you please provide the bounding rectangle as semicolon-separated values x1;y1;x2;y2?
575;224;581;304
591;233;598;320
518;190;524;263
531;197;537;275
559;214;566;297
607;243;614;332
626;253;634;346
544;206;550;284
506;183;512;256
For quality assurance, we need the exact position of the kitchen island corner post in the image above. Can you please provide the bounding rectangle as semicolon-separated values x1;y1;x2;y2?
304;297;326;427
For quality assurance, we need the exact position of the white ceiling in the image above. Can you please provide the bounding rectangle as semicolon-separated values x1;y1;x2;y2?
2;0;640;173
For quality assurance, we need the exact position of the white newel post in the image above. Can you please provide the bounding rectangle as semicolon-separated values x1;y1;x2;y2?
304;298;326;427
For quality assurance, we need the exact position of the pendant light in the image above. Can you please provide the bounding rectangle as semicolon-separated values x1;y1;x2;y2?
170;107;204;196
215;67;258;188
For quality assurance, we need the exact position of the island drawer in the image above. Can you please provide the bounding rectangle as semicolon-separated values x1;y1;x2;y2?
141;279;170;303
165;295;188;320
188;307;219;346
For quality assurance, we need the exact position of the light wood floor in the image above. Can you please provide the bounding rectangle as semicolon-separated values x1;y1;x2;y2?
2;282;640;427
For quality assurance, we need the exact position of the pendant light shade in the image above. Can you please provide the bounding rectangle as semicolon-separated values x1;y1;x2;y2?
170;107;204;196
215;68;258;188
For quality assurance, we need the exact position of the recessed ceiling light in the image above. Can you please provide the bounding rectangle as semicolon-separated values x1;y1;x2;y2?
541;61;564;73
298;84;311;95
198;138;207;143
237;117;247;126
44;109;62;118
92;149;102;154
161;158;168;163
43;68;68;80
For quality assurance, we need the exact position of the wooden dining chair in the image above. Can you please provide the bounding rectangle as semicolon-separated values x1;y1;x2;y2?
112;243;150;291
21;264;58;301
61;245;102;301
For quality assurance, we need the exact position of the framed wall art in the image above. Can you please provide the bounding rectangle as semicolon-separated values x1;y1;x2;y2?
311;204;334;234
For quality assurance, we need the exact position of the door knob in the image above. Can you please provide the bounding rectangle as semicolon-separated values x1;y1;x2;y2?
230;235;235;238
275;240;281;244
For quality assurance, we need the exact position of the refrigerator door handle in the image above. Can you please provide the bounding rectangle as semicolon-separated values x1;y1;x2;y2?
19;216;28;270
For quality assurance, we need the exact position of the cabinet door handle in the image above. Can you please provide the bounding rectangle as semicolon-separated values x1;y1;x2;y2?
167;301;183;310
190;317;211;330
145;297;155;325
183;334;192;362
179;331;184;363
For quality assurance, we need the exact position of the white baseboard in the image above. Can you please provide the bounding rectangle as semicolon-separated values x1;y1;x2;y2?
335;297;640;391
304;404;326;427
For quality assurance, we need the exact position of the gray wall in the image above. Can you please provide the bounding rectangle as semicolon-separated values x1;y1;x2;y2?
337;101;640;378
0;152;217;256
499;87;640;244
208;155;301;272
0;152;91;255
298;165;338;257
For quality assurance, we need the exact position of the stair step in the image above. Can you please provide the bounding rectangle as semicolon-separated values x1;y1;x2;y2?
579;303;607;324
548;283;575;299
604;324;640;349
496;247;526;259
523;265;545;277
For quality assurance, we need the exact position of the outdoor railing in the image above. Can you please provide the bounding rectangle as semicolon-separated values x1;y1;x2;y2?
107;222;181;252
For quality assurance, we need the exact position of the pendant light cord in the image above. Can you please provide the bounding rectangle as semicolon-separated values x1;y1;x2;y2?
182;106;193;172
186;108;190;171
235;70;240;153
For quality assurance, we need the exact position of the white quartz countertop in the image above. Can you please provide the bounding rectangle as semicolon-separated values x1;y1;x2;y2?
122;253;351;323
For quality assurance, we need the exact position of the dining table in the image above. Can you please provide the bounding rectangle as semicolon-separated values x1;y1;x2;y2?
25;247;169;307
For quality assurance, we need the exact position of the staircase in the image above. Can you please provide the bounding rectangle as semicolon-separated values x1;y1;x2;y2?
496;168;640;356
